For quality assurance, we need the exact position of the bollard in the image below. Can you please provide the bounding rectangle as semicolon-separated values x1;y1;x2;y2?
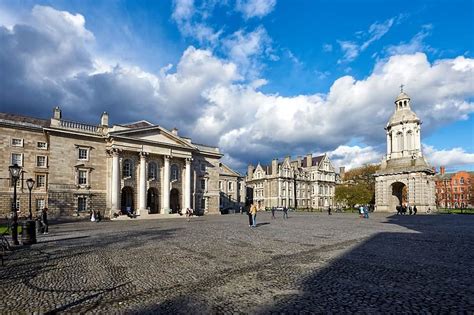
21;220;37;245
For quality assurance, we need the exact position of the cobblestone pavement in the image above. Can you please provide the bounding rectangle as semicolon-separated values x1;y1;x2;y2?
1;212;473;313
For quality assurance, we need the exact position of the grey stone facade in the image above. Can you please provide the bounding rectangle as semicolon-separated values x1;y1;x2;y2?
246;154;336;209
374;91;436;212
0;108;223;218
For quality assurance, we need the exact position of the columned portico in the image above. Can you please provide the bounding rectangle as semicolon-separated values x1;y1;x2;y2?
184;158;192;210
111;149;121;212
138;152;148;215
162;155;170;213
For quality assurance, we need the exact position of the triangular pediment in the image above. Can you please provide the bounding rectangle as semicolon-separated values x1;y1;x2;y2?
219;162;241;177
109;126;196;149
318;154;335;172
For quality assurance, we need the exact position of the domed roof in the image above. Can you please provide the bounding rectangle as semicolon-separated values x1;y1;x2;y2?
387;108;419;126
395;92;410;102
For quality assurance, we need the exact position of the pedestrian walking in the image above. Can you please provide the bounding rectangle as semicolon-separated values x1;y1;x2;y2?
247;206;253;227
363;205;369;219
283;207;288;219
271;207;276;219
413;205;417;215
41;207;49;234
327;206;332;215
359;205;364;218
250;203;258;227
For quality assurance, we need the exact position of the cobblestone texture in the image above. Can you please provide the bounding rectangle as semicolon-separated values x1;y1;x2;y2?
1;212;473;313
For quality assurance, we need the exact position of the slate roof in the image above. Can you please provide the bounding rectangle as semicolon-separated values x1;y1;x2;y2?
301;155;324;168
0;112;50;128
120;120;154;128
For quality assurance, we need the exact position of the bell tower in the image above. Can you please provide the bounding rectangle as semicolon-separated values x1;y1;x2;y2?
375;88;436;213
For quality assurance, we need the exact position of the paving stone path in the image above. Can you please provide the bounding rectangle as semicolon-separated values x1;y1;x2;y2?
1;212;473;313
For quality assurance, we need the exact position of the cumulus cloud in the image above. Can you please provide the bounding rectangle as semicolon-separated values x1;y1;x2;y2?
327;145;381;170
385;24;434;56
236;0;276;19
0;5;473;173
423;145;474;169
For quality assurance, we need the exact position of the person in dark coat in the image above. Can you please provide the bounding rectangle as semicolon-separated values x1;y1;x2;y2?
413;205;417;215
396;205;402;215
247;206;253;227
409;205;413;215
41;207;49;234
328;206;332;215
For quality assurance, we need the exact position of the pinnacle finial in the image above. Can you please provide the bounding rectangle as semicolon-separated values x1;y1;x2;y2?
400;84;404;93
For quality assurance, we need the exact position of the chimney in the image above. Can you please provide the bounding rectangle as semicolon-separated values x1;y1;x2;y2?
440;166;445;175
306;154;312;167
339;166;346;181
272;159;278;175
53;106;62;119
296;156;302;168
171;128;178;136
247;164;254;180
100;112;109;127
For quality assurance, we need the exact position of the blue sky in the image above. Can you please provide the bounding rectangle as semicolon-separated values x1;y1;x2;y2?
0;0;473;172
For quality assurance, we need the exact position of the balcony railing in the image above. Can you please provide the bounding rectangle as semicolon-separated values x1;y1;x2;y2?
59;120;100;134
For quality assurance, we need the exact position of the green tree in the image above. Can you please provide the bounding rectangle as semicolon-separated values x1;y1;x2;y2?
335;183;373;209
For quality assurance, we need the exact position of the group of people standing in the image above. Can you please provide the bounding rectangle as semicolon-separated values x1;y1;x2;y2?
396;204;417;215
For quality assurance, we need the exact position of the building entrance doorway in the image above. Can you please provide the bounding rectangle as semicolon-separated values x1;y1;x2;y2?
147;188;159;214
391;182;407;210
121;186;134;214
170;188;180;214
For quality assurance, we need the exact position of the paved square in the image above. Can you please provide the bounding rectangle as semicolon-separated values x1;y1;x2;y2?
1;212;473;313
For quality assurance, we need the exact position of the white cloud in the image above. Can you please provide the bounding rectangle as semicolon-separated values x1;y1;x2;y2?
338;16;397;63
385;24;434;56
1;6;473;173
423;145;474;168
328;145;381;170
236;0;276;19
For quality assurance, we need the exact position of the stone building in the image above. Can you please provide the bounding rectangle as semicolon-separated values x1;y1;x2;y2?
0;108;223;218
218;163;246;212
435;167;473;209
246;154;336;209
374;90;436;212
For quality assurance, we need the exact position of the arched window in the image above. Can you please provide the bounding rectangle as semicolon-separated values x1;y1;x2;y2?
404;100;407;106
171;164;179;181
406;130;413;150
148;162;157;180
123;159;133;178
396;132;404;151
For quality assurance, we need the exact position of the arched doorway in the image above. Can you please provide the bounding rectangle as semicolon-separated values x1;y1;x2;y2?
121;186;134;214
170;188;180;214
147;188;159;214
390;182;407;211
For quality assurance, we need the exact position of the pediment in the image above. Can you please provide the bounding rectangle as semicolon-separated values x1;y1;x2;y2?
219;163;241;177
109;126;195;149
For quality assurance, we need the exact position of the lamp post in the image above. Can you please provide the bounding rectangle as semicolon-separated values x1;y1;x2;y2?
293;172;298;209
26;178;35;220
9;163;22;246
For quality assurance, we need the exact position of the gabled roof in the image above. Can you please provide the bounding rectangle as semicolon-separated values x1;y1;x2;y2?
301;155;325;168
219;162;241;177
120;120;154;128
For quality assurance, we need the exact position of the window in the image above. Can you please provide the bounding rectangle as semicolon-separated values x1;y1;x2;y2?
396;132;404;151
78;148;88;160
219;181;223;190
171;164;179;181
78;170;87;185
36;175;46;188
200;179;206;190
460;177;464;185
37;141;47;149
201;198;206;209
36;199;45;211
36;156;47;167
11;153;22;166
12;138;23;147
228;182;233;191
123;159;132;177
148;162;157;180
78;197;87;212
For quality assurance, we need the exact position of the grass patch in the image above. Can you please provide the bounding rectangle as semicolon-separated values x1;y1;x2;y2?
437;208;474;215
0;225;23;235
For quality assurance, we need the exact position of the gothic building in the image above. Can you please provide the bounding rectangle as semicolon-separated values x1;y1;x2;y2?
246;154;336;209
374;90;436;212
0;108;228;218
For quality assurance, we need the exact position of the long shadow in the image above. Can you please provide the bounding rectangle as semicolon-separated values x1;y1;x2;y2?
258;214;474;313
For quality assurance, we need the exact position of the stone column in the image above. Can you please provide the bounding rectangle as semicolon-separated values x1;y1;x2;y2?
138;152;148;215
184;158;192;210
111;149;121;212
162;155;170;213
386;132;391;156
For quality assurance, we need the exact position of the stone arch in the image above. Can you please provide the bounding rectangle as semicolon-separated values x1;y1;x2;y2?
170;188;180;213
390;181;407;211
147;187;159;214
121;186;134;213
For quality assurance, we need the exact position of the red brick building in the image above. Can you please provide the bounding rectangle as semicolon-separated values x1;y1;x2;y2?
435;167;474;209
